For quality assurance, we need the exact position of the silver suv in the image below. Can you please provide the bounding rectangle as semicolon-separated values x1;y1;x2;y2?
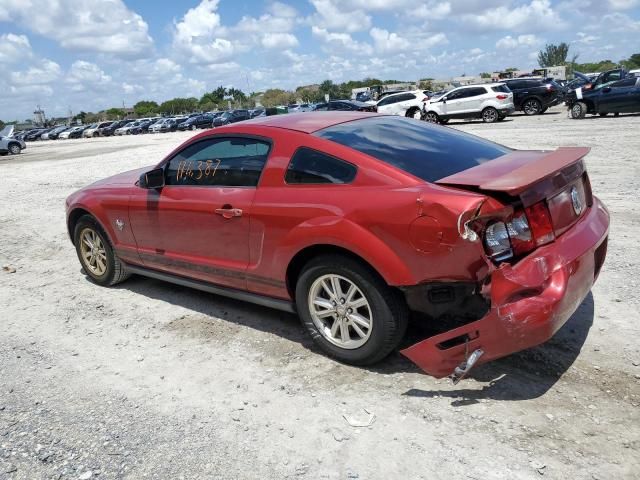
422;83;514;124
0;126;26;156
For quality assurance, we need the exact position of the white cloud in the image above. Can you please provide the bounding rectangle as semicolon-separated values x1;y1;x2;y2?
312;26;373;54
66;61;112;92
261;33;299;49
1;0;152;56
463;0;564;32
309;0;372;32
0;33;32;63
10;59;61;85
370;28;411;53
496;34;541;48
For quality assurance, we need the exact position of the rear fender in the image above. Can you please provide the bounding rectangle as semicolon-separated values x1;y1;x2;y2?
278;216;414;286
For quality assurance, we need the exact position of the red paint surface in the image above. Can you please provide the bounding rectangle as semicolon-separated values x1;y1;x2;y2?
66;113;610;377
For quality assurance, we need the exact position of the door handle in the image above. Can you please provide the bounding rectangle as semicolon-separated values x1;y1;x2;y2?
215;207;243;219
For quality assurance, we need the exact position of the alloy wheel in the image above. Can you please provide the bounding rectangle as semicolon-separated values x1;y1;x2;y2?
523;99;541;115
482;108;498;123
424;112;439;123
9;144;21;154
308;274;372;349
79;227;108;276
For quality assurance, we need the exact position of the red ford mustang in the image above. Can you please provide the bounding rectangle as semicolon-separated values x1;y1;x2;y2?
65;112;609;381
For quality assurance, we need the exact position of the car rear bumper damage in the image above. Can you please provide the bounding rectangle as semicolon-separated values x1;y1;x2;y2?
401;196;609;379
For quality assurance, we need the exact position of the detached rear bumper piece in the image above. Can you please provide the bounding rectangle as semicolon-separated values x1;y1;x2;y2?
401;197;609;378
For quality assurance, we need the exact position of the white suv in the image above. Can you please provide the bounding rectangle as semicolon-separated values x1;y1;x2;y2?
376;90;430;118
422;84;514;124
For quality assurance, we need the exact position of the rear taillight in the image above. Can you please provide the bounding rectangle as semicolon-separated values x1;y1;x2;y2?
525;201;555;246
496;94;508;100
483;201;555;263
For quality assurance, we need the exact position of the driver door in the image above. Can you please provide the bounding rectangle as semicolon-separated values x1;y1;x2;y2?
128;136;271;289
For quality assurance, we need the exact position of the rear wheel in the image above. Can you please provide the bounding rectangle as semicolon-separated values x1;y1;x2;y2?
570;102;587;119
8;143;21;154
424;111;439;123
523;98;542;115
405;107;421;119
73;215;129;287
295;255;408;366
482;107;499;123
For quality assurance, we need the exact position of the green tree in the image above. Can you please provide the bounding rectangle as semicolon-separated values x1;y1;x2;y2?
538;43;577;67
199;86;227;108
158;97;198;115
133;100;159;117
105;108;124;120
0;120;5;130
479;72;492;78
261;89;296;107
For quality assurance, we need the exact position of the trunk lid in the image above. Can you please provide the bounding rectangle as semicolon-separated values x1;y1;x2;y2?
436;147;593;237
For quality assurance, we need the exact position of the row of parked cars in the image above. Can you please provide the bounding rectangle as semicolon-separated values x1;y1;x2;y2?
371;68;640;124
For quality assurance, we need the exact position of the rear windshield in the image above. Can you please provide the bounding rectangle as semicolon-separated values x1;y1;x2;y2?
491;84;510;93
314;116;511;182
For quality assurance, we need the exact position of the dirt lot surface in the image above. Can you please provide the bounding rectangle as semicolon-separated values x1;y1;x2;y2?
1;108;639;480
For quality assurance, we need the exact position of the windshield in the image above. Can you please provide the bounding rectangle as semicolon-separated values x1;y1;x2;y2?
315;116;511;183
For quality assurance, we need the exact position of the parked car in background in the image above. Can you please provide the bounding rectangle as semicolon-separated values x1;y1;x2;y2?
41;125;68;140
129;119;154;135
24;128;50;141
288;104;312;113
58;126;84;139
83;121;113;138
249;108;265;118
567;72;640;119
0;126;26;155
355;91;372;102
65;112;609;381
114;121;139;136
326;100;376;112
422;84;514;124
212;109;250;126
178;113;216;130
503;78;562;115
100;120;130;137
375;90;430;118
312;103;328;111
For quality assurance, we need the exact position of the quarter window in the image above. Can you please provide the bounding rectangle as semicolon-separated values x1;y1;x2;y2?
285;147;357;184
165;137;270;187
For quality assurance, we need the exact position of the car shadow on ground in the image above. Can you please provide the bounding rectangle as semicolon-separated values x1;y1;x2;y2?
402;293;594;405
103;272;594;397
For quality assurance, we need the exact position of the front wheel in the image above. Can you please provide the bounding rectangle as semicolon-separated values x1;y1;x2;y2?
295;255;408;366
74;215;129;286
523;98;542;115
9;143;21;154
423;111;439;123
482;107;499;123
405;107;421;119
570;102;587;119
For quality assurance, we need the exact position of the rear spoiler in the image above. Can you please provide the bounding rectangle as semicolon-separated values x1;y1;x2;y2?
435;147;590;196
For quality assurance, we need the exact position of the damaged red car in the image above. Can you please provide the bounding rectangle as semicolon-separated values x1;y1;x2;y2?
65;112;609;381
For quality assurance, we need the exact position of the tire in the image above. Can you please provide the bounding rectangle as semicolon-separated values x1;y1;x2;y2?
570;102;587;119
295;255;408;366
191;125;196;130
405;107;421;119
523;98;542;115
73;215;130;287
423;111;439;123
482;107;499;123
8;143;21;154
599;112;609;117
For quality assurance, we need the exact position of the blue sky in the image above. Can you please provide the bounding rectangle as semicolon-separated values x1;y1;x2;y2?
1;0;639;119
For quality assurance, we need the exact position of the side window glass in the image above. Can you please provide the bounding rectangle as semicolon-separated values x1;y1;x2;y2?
447;90;462;100
285;147;357;185
378;96;393;106
610;78;636;88
165;137;270;187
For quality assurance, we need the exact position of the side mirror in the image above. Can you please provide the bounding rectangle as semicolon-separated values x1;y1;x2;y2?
139;168;164;189
441;97;447;103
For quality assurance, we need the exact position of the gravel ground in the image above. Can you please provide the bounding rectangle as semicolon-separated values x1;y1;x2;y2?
1;107;639;480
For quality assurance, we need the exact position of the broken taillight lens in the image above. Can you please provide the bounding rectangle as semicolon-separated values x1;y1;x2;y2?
525;201;555;246
483;202;554;263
